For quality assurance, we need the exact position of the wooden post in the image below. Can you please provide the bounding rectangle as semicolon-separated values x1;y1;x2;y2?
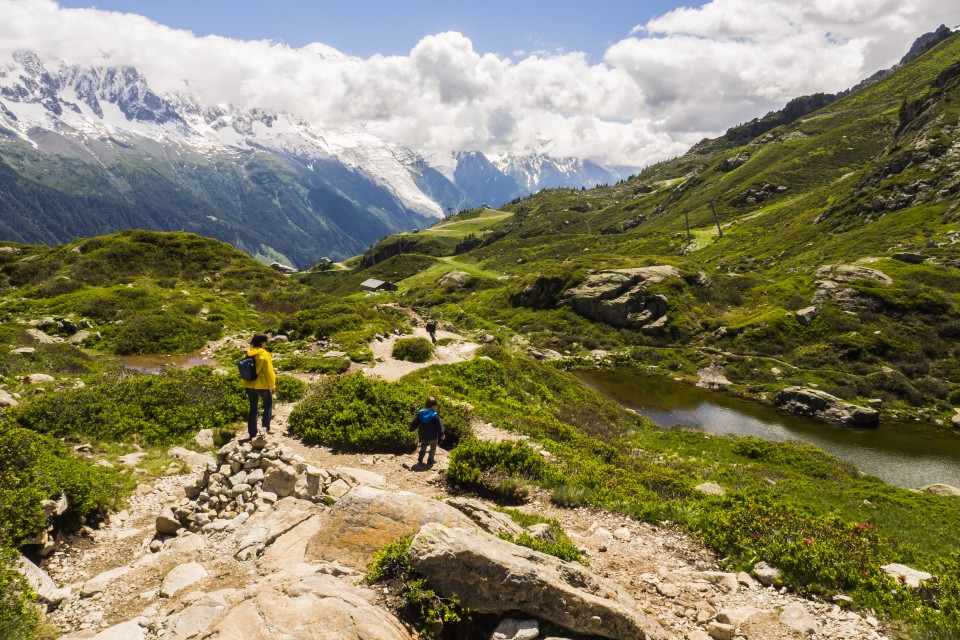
684;209;691;246
709;198;723;238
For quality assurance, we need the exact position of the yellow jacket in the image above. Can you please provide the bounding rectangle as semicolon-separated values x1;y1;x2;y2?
242;348;276;390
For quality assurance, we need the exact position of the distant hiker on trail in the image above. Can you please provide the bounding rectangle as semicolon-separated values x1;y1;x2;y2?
242;333;276;439
425;319;437;344
409;396;444;467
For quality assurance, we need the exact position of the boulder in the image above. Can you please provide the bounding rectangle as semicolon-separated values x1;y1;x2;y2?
168;446;215;470
0;389;19;408
164;591;231;640
692;571;738;593
705;622;735;640
304;487;478;570
334;466;387;488
816;264;893;285
719;153;749;172
68;330;91;346
15;555;70;606
85;620;146;640
437;270;471;287
881;563;933;588
160;562;208;598
194;429;215;448
157;507;182;535
694;482;725;496
261;466;298;498
716;606;759;627
774;387;879;425
919;483;960;497
778;603;817;635
444;497;525;537
559;266;680;329
81;566;131;597
25;328;57;344
492;618;540;640
202;564;412;640
752;561;781;586
26;373;55;384
891;252;925;264
795;306;818;326
409;523;671;640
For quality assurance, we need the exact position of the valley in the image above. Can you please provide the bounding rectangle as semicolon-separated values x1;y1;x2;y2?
2;22;960;640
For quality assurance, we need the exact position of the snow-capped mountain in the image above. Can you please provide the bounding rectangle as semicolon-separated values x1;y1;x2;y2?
492;151;622;192
0;50;632;266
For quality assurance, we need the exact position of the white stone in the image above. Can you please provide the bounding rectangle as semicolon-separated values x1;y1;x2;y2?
88;620;145;640
160;562;208;598
492;617;540;640
881;563;933;588
779;602;818;635
81;566;132;597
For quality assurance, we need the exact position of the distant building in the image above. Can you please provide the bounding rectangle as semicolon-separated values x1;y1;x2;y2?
360;278;398;292
268;261;299;275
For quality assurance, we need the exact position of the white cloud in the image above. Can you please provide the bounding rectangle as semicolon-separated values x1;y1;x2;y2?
0;0;957;167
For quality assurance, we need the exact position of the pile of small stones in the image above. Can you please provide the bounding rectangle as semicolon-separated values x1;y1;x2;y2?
155;437;354;537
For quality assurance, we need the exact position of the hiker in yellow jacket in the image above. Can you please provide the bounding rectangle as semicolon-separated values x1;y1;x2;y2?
243;334;276;438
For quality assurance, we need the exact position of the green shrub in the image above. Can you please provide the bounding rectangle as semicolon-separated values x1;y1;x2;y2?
8;368;247;444
105;313;221;355
550;484;595;508
0;427;129;545
287;373;421;451
392;337;434;363
274;375;308;402
0;549;40;640
497;508;584;563
365;537;469;638
447;439;556;503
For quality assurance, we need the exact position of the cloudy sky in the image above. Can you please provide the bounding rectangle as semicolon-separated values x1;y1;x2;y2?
2;0;958;167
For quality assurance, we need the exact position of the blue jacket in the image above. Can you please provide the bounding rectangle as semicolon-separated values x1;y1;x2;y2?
409;408;444;441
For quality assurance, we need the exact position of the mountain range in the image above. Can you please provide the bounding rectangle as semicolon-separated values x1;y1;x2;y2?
0;51;628;267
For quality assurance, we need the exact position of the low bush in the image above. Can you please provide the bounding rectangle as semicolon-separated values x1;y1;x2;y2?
447;439;557;503
365;537;470;639
276;354;350;375
274;375;308;402
8;367;247;444
497;508;584;563
287;373;421;451
392;337;434;363
0;549;40;640
0;427;129;545
104;313;221;355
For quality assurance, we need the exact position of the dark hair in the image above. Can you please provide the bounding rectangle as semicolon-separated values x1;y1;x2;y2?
251;333;269;348
425;396;437;408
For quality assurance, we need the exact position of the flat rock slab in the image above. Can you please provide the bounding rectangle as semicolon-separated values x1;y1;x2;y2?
881;563;933;588
165;591;231;640
203;564;412;640
409;523;673;640
444;497;525;536
81;566;132;597
304;486;478;569
335;466;387;488
16;555;69;605
86;620;145;640
161;561;208;598
235;497;319;560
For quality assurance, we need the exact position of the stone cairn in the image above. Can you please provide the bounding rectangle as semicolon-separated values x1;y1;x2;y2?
156;437;353;537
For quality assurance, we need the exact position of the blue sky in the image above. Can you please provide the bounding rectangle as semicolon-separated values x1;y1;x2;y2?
56;0;683;61
8;0;958;166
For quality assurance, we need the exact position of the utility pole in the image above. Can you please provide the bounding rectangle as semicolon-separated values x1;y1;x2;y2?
683;208;691;246
708;198;723;238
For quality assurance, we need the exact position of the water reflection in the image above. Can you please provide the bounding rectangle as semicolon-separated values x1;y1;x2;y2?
577;369;960;489
106;351;218;373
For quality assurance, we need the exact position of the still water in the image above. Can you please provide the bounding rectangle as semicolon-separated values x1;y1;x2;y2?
107;351;218;373
576;369;960;489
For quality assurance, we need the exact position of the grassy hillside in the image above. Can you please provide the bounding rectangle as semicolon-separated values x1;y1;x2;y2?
310;33;960;424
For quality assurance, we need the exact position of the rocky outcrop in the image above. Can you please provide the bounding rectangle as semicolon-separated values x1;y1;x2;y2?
408;523;673;640
437;270;471;287
811;264;892;314
444;497;526;536
919;483;960;497
774;387;879;425
203;564;412;640
732;183;787;206
559;266;679;329
304;486;479;569
719;153;749;172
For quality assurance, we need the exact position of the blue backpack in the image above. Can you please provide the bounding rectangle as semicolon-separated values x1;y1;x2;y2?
237;354;258;381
